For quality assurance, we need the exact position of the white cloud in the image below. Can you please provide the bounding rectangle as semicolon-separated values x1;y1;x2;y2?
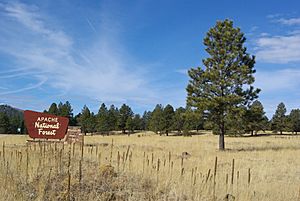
277;17;300;26
175;69;188;75
255;68;300;118
0;76;47;95
255;34;300;63
0;2;160;106
253;15;300;63
255;68;300;92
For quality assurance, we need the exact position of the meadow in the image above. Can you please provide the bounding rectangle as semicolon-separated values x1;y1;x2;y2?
0;131;300;201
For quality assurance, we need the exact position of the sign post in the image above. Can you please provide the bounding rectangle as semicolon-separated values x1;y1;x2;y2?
24;110;69;140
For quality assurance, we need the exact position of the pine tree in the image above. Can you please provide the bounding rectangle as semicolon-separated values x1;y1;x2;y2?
9;115;22;134
126;116;135;135
58;101;73;119
162;104;175;136
132;114;143;131
0;112;9;134
107;105;119;132
97;103;110;134
48;103;58;115
118;104;133;134
79;105;92;135
287;109;300;134
245;100;267;135
142;111;152;131
186;19;260;150
271;102;287;134
173;107;186;133
149;104;164;134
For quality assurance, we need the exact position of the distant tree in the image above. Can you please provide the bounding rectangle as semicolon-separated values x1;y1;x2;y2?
58;101;73;119
126;114;142;134
186;19;260;150
287;109;300;134
162;104;175;136
97;103;110;134
79;105;92;135
73;113;82;126
107;105;119;132
149;104;164;134
141;111;152;131
245;100;267;135
69;116;78;126
118;104;133;134
225;106;247;136
0;112;9;134
271;102;287;134
48;103;58;115
126;116;135;135
9;115;22;134
88;113;97;133
173;107;186;133
133;114;143;130
183;108;204;135
183;108;195;136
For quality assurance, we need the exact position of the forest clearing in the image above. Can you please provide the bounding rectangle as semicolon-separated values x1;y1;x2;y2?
0;132;300;201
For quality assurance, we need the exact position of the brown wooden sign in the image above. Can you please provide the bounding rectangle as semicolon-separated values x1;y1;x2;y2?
24;110;69;139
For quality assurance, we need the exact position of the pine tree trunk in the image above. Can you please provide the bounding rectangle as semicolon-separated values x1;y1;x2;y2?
219;132;225;150
166;130;169;136
219;121;225;151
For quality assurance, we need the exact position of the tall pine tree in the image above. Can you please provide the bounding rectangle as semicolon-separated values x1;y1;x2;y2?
186;19;260;150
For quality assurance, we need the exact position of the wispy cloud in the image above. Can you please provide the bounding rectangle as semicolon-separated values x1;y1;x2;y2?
277;17;300;26
255;68;300;117
0;1;160;109
175;69;188;75
253;15;300;63
255;34;300;63
0;76;47;95
255;68;300;92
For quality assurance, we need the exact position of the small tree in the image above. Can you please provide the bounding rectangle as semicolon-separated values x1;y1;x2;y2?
118;104;133;134
173;107;186;133
271;102;287;134
149;104;164;134
0;112;9;134
48;103;58;115
245;100;267;135
133;114;143;130
288;109;300;134
107;105;119;132
97;103;110;134
79;105;92;135
141;111;152;131
58;101;73;118
126;117;135;135
162;104;175;136
186;19;260;150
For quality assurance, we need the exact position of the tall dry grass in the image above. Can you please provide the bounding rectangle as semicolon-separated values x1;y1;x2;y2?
0;131;300;201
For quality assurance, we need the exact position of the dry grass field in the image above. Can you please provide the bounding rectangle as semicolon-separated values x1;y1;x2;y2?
0;131;300;201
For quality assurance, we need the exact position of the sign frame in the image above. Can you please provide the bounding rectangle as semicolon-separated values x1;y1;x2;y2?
24;110;69;140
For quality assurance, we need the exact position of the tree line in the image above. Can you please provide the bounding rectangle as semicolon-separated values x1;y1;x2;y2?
41;100;300;136
0;105;25;134
0;101;299;137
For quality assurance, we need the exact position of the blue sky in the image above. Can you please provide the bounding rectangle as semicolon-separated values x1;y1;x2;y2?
0;0;300;118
